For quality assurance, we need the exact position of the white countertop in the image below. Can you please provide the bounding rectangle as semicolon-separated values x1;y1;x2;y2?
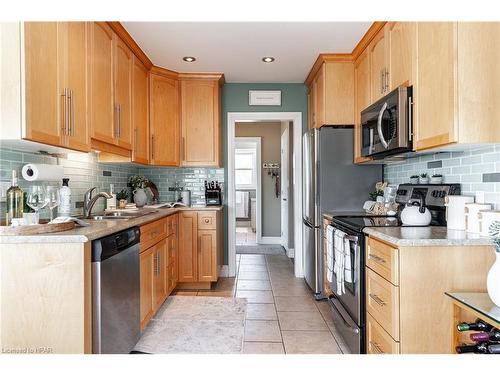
0;205;223;244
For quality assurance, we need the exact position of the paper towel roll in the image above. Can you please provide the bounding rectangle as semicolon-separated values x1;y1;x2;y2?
21;164;64;182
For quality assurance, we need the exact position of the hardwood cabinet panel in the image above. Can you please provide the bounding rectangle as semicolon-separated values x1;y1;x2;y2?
140;246;154;330
369;28;387;102
153;238;167;309
62;22;90;152
197;230;217;282
90;22;115;145
387;22;416;91
132;56;149;164
24;22;62;146
415;22;458;150
150;73;180;166
324;62;354;125
314;65;325;128
367;313;400;354
180;79;220;167
366;237;399;285
354;49;371;163
113;36;133;150
178;211;198;282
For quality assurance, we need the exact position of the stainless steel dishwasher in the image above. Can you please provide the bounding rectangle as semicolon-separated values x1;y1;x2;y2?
92;226;140;354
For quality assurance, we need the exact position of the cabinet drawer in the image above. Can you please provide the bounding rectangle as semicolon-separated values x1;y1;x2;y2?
140;218;167;251
366;268;400;341
367;313;400;354
366;237;399;285
198;211;217;230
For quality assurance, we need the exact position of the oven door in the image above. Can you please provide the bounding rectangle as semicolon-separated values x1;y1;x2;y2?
361;86;410;157
328;228;363;325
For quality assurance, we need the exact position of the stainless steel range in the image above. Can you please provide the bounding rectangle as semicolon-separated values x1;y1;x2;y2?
325;183;460;354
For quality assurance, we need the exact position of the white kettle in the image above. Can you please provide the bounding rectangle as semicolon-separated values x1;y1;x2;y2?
401;191;432;226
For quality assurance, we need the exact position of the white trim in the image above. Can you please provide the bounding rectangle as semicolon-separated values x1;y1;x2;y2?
227;112;303;278
235;137;262;243
286;248;295;259
259;236;282;245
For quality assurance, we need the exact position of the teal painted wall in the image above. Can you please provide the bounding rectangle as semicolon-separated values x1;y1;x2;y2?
221;83;308;263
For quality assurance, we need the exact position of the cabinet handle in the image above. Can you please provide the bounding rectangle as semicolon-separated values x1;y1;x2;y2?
369;293;387;306
380;70;383;94
133;128;137;151
369;253;386;264
114;104;118;138
69;89;75;136
385;69;389;92
61;88;69;136
204;219;210;224
181;137;186;161
151;135;155;160
117;104;122;138
408;96;413;142
369;340;384;354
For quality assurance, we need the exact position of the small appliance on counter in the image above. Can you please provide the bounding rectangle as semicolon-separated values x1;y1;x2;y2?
205;180;222;206
179;190;191;206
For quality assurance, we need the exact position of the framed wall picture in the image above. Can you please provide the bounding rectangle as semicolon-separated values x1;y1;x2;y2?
248;90;282;106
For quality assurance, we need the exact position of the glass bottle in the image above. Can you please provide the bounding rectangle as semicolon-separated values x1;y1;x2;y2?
6;170;23;224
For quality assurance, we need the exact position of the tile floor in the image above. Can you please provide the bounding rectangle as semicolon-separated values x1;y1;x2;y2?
174;251;349;354
236;227;257;245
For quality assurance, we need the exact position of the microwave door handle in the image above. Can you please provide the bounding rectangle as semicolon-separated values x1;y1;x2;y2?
369;128;374;154
377;102;389;149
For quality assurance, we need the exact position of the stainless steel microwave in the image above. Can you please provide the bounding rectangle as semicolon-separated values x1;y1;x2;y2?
361;86;413;158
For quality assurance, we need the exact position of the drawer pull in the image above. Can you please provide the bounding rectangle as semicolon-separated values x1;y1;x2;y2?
369;340;385;354
204;219;210;223
369;293;387;306
369;254;386;264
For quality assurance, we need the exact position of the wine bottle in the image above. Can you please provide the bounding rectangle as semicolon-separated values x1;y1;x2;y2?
6;170;23;225
457;319;493;332
456;342;490;354
488;344;500;354
470;330;500;343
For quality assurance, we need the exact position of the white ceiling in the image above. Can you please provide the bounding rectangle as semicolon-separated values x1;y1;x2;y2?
122;22;372;83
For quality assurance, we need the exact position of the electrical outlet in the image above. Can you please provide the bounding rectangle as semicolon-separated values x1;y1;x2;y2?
0;181;11;202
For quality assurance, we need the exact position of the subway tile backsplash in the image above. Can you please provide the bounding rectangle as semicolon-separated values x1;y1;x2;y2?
384;145;500;207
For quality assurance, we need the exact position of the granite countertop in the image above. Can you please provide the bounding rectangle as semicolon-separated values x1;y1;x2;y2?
0;205;224;244
363;226;494;247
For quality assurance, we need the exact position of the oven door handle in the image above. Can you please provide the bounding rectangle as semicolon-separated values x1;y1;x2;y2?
328;296;360;334
377;102;389;149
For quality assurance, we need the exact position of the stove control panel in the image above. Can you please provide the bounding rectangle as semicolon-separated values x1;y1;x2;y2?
395;183;461;207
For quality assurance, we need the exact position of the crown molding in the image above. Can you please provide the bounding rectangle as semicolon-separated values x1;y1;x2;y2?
107;22;153;70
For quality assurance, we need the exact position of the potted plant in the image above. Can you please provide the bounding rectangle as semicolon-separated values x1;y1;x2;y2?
116;189;128;209
487;221;500;306
430;174;443;184
128;175;149;208
368;190;384;202
419;173;429;184
410;175;419;184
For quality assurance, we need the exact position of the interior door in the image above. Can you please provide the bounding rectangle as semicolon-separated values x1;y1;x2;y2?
280;124;289;250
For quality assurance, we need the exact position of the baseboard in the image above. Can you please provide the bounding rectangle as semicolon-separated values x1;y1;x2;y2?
286;248;295;258
259;236;281;245
219;265;229;278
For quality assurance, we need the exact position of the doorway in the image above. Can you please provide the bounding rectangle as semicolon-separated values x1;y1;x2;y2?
227;112;303;278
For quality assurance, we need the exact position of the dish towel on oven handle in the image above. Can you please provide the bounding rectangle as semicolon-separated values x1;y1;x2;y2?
343;238;353;284
326;225;335;283
333;229;346;295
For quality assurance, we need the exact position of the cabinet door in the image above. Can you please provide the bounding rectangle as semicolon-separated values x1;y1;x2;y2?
140;247;154;330
415;22;457;151
324;62;354;125
24;22;63;146
178;211;198;282
153;239;167;309
198;230;218;282
386;22;416;91
61;22;90;152
114;36;133;150
150;73;180;166
180;80;220;167
132;56;149;164
354;49;371;163
90;22;115;145
369;28;387;102
314;66;325;128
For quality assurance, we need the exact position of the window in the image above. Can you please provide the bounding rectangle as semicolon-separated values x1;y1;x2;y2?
235;148;257;189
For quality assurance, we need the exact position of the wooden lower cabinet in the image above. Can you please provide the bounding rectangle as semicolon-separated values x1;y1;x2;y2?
178;210;222;288
153;238;168;309
365;236;495;354
139;246;154;330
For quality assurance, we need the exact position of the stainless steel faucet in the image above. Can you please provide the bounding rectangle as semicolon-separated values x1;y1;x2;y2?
83;187;112;218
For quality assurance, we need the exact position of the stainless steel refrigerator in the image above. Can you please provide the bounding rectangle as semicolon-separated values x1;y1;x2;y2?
302;126;382;298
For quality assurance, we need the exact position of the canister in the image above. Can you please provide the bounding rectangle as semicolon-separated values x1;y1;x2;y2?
445;195;474;230
464;203;492;233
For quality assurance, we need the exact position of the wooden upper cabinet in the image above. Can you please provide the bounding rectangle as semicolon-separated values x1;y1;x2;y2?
178;211;198;283
354;49;371;163
386;22;416;91
132;56;149;164
149;73;180;166
197;230;218;282
24;22;89;152
415;22;458;151
180;79;221;167
113;36;133;150
24;22;62;147
369;28;388;102
313;65;325;127
90;22;115;145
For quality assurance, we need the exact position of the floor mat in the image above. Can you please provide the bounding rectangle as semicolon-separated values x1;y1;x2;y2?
134;296;247;354
236;245;285;255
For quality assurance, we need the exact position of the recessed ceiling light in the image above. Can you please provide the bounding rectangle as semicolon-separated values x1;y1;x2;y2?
182;56;196;62
262;56;275;63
